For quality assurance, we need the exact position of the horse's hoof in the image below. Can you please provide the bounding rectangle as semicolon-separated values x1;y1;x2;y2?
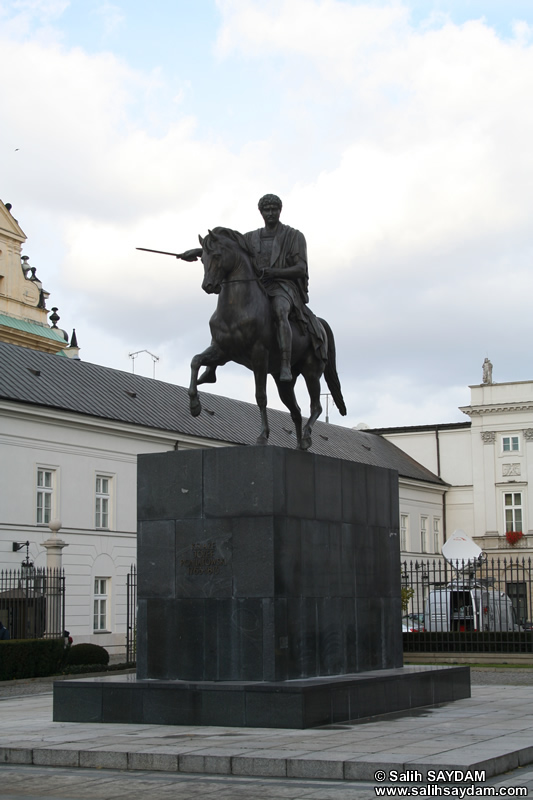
300;436;312;451
190;399;202;417
256;435;269;446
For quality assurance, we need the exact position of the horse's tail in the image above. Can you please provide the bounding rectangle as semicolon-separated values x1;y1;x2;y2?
319;317;347;417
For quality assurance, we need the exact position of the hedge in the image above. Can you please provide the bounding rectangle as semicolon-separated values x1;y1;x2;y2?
0;638;66;681
65;643;109;667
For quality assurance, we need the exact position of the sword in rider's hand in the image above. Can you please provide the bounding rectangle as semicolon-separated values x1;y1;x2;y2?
136;247;201;262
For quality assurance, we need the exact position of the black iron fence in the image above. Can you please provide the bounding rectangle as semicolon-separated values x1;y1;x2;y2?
402;556;533;653
126;564;137;663
0;567;65;639
122;558;533;660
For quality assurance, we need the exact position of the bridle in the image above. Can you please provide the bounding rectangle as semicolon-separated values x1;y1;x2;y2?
206;244;268;294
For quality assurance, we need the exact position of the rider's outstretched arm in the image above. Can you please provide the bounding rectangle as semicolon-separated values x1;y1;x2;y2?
178;248;203;261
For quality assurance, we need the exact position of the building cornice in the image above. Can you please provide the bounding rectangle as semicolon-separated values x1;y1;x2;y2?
0;326;67;354
0;400;233;450
369;421;471;434
460;402;533;417
399;477;448;494
469;380;533;389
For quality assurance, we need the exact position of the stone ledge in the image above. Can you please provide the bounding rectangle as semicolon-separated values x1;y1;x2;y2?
3;741;533;782
53;665;470;729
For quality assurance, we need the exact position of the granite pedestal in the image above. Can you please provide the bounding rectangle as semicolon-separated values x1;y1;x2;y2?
54;446;470;727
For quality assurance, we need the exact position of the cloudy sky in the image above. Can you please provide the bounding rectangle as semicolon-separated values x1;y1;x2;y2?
2;0;533;430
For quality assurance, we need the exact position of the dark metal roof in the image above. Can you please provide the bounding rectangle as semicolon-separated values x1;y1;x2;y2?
0;341;445;486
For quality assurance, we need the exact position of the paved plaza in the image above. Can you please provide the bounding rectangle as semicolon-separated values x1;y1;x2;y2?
1;677;533;794
1;761;533;800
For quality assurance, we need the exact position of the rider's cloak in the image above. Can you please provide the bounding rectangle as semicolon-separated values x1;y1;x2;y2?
244;223;326;361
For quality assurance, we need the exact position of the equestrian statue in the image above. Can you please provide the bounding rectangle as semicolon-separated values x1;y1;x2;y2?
138;194;346;450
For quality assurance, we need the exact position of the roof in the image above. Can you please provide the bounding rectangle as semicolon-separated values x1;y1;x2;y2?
0;200;26;243
0;314;67;343
0;341;445;486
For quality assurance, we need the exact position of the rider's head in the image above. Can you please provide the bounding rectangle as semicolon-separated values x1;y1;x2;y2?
258;194;282;212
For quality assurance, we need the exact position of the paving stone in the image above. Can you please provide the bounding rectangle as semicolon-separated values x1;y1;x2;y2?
179;753;232;774
127;751;178;771
231;756;288;777
343;754;409;781
287;756;345;780
32;747;80;767
0;746;32;764
79;749;129;769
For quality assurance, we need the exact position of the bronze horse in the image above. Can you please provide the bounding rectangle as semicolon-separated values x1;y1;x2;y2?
188;227;346;450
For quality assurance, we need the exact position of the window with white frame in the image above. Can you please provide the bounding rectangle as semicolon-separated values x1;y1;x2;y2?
400;514;409;551
93;578;109;631
502;435;520;453
433;518;441;553
504;492;523;533
36;468;54;524
95;475;111;529
420;516;428;553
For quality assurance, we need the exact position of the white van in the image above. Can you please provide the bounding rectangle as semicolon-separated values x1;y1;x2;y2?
425;581;519;632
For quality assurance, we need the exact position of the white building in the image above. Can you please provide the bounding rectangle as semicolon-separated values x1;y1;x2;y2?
0;339;446;655
0;197;451;654
371;374;533;559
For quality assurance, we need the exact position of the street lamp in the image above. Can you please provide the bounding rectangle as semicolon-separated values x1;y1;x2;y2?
12;540;34;573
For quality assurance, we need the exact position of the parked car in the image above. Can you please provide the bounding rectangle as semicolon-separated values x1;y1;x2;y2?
402;613;425;632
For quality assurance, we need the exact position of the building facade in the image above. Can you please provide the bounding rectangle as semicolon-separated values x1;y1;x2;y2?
373;378;533;559
0;199;73;355
0;340;446;654
0;197;449;653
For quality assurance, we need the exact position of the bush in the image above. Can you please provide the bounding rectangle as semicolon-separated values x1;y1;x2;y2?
0;638;65;681
65;642;109;666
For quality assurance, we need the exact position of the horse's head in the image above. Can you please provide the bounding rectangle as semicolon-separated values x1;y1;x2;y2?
198;227;250;294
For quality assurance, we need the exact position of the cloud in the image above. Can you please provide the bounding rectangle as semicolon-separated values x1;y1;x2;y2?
93;2;125;38
215;0;410;80
2;1;533;428
10;0;70;21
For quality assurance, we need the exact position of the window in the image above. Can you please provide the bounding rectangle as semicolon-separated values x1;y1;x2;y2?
95;476;111;529
93;578;109;631
504;492;523;533
420;516;428;553
502;436;520;453
433;518;441;553
36;468;54;524
400;514;409;551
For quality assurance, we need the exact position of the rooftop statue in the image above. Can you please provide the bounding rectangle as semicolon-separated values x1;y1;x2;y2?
139;194;346;450
482;357;493;385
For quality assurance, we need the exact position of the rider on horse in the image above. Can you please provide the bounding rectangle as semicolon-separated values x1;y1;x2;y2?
181;193;325;382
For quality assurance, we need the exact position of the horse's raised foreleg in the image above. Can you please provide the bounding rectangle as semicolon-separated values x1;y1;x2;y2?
197;366;218;385
189;344;225;417
274;376;303;448
300;369;323;451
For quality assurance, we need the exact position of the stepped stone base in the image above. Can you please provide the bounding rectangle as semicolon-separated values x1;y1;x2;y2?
54;447;471;728
53;665;470;729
